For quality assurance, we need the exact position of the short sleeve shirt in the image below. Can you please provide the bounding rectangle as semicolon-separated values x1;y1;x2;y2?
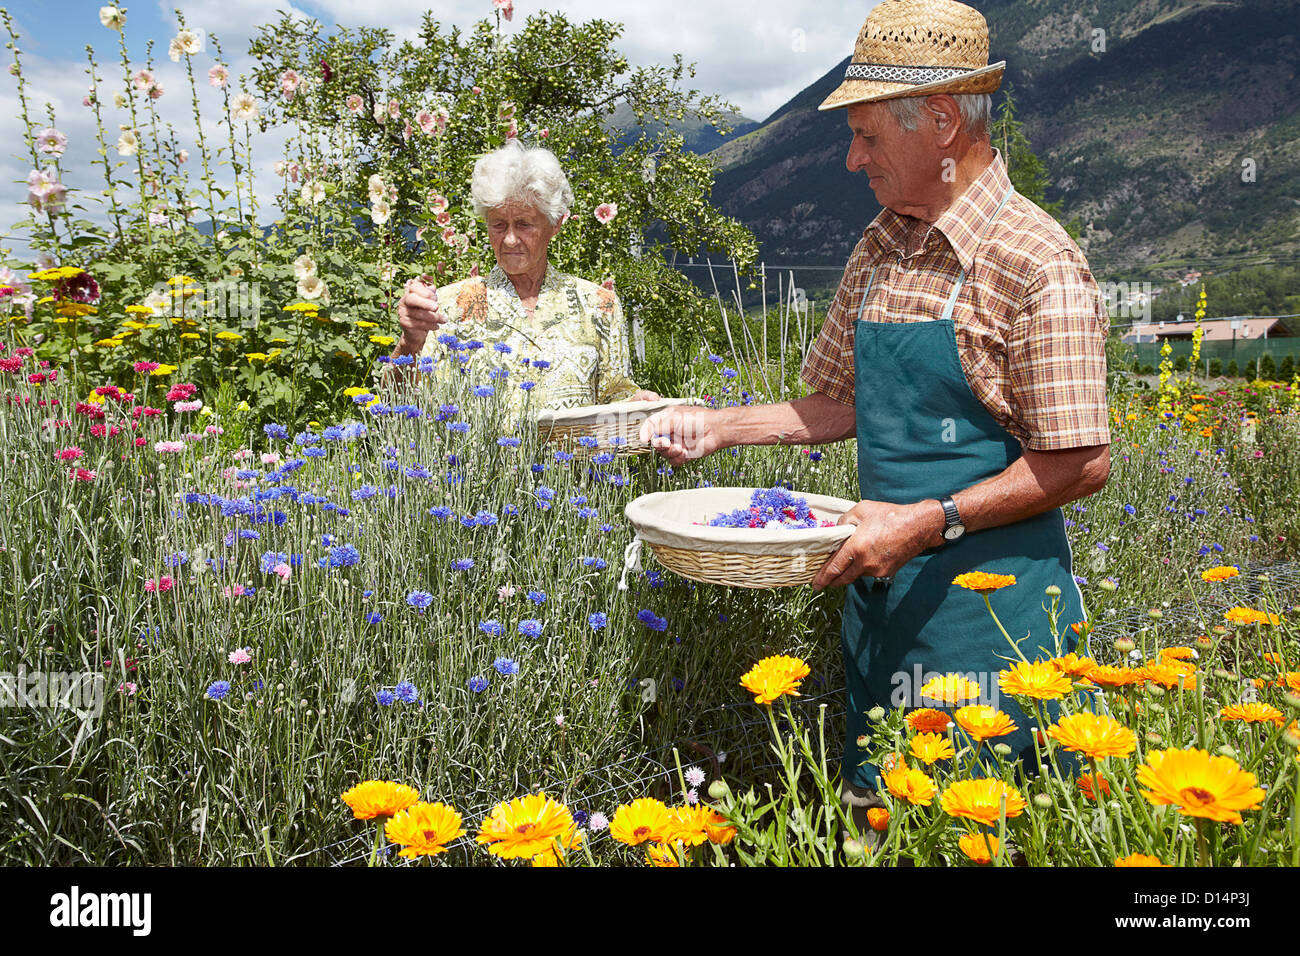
800;153;1111;452
416;263;640;412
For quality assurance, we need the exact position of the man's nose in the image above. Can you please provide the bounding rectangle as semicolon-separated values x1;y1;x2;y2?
846;139;869;173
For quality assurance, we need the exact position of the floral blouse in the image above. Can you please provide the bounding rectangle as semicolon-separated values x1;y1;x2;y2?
416;263;640;411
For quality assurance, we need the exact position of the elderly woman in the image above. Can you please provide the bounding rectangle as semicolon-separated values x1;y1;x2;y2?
391;141;659;410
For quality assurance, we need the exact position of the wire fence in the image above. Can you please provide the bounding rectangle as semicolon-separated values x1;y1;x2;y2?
321;560;1300;866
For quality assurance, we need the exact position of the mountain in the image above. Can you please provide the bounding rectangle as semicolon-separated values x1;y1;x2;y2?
605;103;759;155
707;0;1300;279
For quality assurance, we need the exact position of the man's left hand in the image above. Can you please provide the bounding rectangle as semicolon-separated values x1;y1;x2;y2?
811;499;942;590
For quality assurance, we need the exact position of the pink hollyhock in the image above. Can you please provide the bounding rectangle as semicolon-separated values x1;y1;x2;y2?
346;93;363;114
492;0;514;21
594;202;618;224
208;65;229;88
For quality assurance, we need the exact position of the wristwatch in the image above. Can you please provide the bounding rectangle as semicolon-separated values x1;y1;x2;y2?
939;496;966;544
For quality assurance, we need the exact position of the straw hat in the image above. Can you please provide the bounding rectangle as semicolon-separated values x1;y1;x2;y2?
819;0;1004;111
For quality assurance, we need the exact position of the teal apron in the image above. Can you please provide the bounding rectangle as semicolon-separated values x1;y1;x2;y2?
842;186;1086;790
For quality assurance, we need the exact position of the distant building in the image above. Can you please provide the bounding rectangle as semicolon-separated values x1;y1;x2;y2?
1122;316;1299;345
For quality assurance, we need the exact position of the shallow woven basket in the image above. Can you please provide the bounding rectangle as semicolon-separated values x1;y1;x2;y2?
624;487;857;588
537;398;691;458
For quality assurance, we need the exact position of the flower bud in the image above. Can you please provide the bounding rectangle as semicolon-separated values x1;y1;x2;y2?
842;838;866;860
707;780;731;801
993;743;1013;756
1113;638;1135;654
1215;744;1238;760
1147;608;1163;619
866;706;886;722
1032;793;1053;809
856;735;871;750
1281;692;1300;712
1044;584;1061;597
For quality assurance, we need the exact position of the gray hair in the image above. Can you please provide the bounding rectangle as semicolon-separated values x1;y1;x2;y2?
470;140;574;226
885;93;992;139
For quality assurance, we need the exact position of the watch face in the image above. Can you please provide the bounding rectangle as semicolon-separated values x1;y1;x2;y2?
943;523;966;541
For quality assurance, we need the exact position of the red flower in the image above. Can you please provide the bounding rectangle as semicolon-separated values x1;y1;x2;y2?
70;468;97;481
133;361;160;374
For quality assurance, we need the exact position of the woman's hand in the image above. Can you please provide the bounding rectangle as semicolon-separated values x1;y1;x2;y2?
396;278;447;352
629;389;661;402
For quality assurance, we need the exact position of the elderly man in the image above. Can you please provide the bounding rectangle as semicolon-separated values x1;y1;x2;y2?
642;0;1110;814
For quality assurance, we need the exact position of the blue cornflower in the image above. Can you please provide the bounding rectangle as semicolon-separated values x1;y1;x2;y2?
377;689;395;706
577;437;598;449
407;590;434;610
503;504;519;516
581;556;607;569
394;681;419;704
535;486;556;502
367;611;383;624
721;367;738;379
707;353;723;364
497;436;522;448
468;676;489;693
473;384;495;398
577;507;599;519
1074;575;1088;586
480;620;504;637
518;619;544;638
1096;542;1110;552
405;464;432;480
238;529;261;540
451;558;475;571
260;551;289;574
526;590;546;606
263;423;288;440
493;657;520;676
589;612;608;630
592;452;615;465
494;342;512;354
532;359;551;370
429;505;453;521
531;463;546;474
570;495;588;506
352;485;378;501
809;451;823;462
460;514;478;529
489;367;509;380
448;421;471;434
328;544;361;568
1123;504;1136;515
637;609;667;631
304;446;327;458
169;551;188;567
475;510;499;527
352;392;375;405
206;680;231;700
520;381;536;391
554;450;574;463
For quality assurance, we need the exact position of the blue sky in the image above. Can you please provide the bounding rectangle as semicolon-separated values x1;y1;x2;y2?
2;1;876;262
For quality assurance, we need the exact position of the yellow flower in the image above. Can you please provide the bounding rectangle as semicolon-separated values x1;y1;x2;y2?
94;338;125;348
150;364;177;377
1115;853;1170;867
356;320;379;328
340;780;420;820
646;843;680;867
609;797;672;846
1051;653;1097;680
1046;712;1136;759
29;266;84;281
882;762;937;807
998;660;1072;701
1136;748;1265;824
908;731;955;765
1201;566;1240;583
530;848;562;867
244;352;271;363
1220;703;1285;727
55;302;97;317
383;801;465;858
940;779;1028;827
475;793;583;861
667;805;714;847
181;332;201;340
215;330;243;341
369;335;396;346
866;808;890;832
958;832;1000;865
952;571;1017;593
283;301;321;313
121;320;152;330
954;705;1018;741
1085;663;1145;689
739;655;810;705
1141;660;1198;692
125;304;155;314
918;673;982;705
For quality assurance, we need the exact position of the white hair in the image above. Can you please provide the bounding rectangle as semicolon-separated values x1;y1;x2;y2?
885;93;992;139
470;140;574;226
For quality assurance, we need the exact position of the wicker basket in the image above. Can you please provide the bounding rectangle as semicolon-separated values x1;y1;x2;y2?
624;487;857;588
536;398;691;458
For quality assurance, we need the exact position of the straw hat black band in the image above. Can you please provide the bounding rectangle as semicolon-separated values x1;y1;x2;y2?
843;62;975;85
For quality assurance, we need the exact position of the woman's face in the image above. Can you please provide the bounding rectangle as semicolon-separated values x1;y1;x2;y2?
485;202;560;279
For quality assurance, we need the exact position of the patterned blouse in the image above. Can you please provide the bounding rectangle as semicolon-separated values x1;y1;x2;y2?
416;262;641;412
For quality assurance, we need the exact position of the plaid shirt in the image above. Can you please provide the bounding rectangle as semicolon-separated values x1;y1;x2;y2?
801;153;1111;451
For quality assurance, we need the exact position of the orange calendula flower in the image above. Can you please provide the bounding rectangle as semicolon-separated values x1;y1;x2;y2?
703;808;736;845
906;708;952;734
952;571;1016;593
1224;607;1283;626
1142;661;1198;692
1051;652;1096;680
475;793;583;860
1282;672;1300;694
1136;748;1265;825
739;655;811;705
1201;566;1240;583
530;848;562;867
341;780;420;820
1086;664;1145;689
866;808;890;832
1115;852;1170;867
958;831;1000;865
882;762;938;807
609;797;673;846
940;779;1028;827
667;805;714;847
646;842;680;867
1077;772;1112;801
384;801;466;858
1220;702;1285;727
1159;646;1197;662
918;673;982;705
909;731;955;765
998;661;1072;701
1046;712;1137;759
954;705;1018;741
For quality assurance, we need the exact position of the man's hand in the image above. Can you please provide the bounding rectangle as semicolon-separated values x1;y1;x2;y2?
811;499;943;590
639;405;725;465
396;278;446;353
629;389;661;402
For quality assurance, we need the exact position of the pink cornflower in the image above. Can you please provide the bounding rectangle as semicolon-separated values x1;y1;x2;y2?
133;361;160;374
228;647;252;664
261;453;280;465
154;440;185;454
71;468;97;482
273;563;292;581
166;382;197;401
173;400;202;413
144;576;174;593
587;811;609;832
56;446;84;461
118;682;138;696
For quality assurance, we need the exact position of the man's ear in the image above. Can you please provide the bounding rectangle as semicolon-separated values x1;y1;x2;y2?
925;95;962;149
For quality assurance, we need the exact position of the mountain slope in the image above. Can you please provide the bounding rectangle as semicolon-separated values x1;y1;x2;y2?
707;0;1300;276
